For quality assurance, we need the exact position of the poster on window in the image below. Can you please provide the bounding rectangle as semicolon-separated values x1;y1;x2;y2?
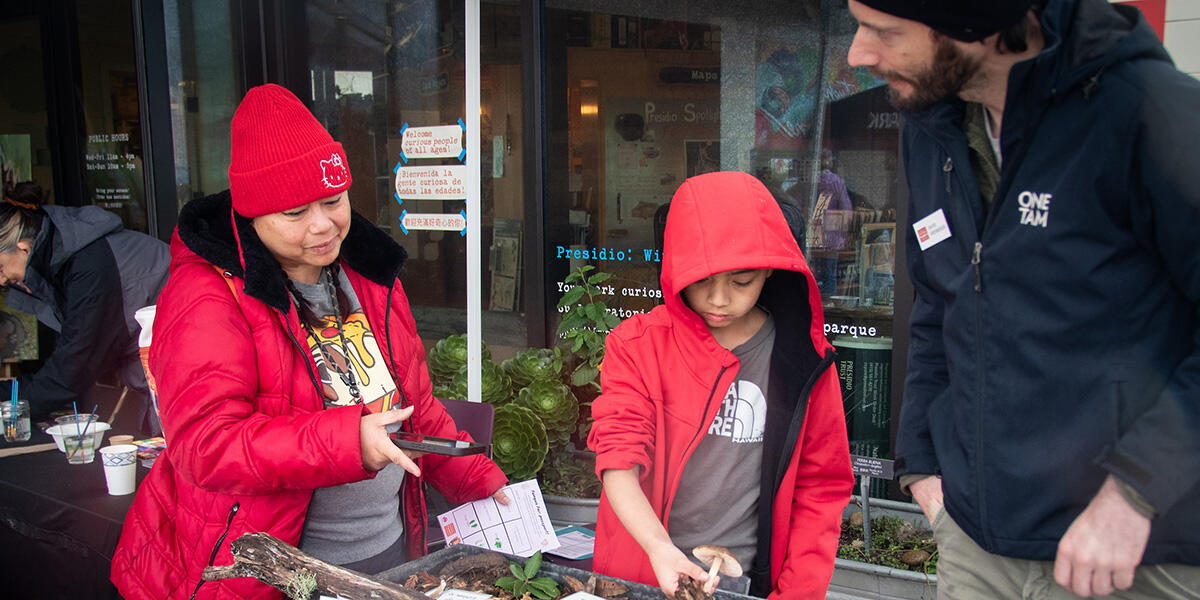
603;97;719;253
82;69;147;231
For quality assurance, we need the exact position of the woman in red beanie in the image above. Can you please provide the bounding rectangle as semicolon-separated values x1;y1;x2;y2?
111;84;508;600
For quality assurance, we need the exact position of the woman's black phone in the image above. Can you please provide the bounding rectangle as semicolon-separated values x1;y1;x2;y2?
390;431;487;456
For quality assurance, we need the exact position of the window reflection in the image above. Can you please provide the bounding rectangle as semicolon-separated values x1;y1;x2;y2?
305;0;528;353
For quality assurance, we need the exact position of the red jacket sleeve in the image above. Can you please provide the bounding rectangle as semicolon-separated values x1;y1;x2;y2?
152;264;374;495
587;326;658;480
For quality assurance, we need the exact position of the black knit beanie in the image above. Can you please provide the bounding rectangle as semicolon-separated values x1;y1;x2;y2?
854;0;1036;42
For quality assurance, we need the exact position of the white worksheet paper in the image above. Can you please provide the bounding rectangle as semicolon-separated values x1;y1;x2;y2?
437;479;560;557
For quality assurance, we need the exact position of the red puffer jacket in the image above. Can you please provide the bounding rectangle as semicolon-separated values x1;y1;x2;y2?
111;192;507;600
587;172;853;599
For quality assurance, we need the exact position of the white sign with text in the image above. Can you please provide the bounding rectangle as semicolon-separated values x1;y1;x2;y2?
401;124;464;160
394;165;467;200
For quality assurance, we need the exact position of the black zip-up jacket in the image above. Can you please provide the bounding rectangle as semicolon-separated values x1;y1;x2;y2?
896;0;1200;564
4;206;169;421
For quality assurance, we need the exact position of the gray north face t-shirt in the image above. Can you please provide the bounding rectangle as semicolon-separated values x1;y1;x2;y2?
670;314;775;571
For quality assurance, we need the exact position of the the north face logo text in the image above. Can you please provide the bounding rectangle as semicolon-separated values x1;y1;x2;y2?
1017;191;1051;228
321;153;350;189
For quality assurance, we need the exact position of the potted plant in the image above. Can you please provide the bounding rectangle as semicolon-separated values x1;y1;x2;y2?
831;496;938;600
537;266;621;522
555;266;620;403
429;266;619;525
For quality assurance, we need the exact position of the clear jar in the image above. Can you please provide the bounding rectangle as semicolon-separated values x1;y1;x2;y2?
3;399;31;442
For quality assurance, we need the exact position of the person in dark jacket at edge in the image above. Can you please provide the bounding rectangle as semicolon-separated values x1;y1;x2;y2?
0;180;168;433
845;0;1200;598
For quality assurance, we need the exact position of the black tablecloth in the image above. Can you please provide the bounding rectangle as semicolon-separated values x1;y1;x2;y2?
0;428;142;599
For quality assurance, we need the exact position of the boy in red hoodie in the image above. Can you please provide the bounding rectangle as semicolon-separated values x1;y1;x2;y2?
588;171;853;600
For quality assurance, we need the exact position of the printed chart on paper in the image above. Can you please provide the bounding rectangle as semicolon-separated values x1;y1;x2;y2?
437;479;559;557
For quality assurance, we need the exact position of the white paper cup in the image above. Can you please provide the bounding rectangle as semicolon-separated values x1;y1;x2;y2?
99;444;138;495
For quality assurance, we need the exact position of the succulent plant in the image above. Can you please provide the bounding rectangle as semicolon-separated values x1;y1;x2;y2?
427;334;491;387
441;361;512;406
501;347;565;393
515;380;579;450
491;404;549;482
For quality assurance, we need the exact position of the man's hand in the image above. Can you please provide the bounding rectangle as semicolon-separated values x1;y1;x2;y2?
909;476;944;525
1054;475;1151;597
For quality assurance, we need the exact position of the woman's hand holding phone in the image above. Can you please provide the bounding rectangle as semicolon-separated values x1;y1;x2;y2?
360;406;422;476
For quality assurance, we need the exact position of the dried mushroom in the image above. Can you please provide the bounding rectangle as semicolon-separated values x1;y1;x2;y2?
692;545;742;595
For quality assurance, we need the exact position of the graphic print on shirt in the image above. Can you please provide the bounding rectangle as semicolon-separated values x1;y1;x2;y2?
707;380;767;443
304;311;399;412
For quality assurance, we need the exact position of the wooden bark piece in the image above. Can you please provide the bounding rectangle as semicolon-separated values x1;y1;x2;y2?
201;532;428;600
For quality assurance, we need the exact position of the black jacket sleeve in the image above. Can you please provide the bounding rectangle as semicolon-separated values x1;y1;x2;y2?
18;240;129;420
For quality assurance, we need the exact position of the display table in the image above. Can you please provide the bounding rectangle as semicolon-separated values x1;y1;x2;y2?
0;428;142;600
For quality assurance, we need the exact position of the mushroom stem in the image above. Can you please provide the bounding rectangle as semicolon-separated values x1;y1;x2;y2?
704;558;722;594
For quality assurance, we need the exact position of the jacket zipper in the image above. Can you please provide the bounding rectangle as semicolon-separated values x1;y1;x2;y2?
939;147;990;533
771;350;836;494
383;282;409;411
663;364;729;521
381;279;422;555
188;501;241;600
971;242;983;293
284;319;325;401
944;153;985;293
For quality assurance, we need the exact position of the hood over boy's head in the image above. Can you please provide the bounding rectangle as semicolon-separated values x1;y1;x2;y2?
660;171;810;305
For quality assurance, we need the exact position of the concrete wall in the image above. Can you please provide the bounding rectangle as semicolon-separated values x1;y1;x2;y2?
1164;0;1200;78
1115;0;1200;78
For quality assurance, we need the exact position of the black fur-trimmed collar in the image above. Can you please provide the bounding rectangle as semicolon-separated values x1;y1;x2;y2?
177;191;408;313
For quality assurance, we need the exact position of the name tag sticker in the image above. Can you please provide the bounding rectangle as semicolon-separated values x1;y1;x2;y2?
913;209;952;251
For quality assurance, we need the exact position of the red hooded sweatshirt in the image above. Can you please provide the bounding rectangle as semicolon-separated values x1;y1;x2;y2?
588;171;853;599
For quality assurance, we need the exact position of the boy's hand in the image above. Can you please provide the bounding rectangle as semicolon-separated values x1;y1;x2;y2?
646;541;708;597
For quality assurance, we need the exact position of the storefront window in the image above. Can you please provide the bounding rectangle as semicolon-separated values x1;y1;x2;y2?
76;0;150;232
2;1;155;232
544;0;900;494
296;0;904;496
304;0;529;355
0;11;48;201
162;0;239;209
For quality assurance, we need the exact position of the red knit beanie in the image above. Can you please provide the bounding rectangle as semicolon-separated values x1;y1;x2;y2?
228;84;352;218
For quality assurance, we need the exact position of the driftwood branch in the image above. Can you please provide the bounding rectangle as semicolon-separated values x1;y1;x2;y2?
202;532;429;600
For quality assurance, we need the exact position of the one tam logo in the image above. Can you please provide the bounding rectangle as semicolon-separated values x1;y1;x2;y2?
321;153;350;188
1017;191;1051;228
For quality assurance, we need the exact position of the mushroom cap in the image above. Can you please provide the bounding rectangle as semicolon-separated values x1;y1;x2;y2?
692;545;743;577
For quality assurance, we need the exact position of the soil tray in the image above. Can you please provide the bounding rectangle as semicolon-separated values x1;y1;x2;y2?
377;544;760;600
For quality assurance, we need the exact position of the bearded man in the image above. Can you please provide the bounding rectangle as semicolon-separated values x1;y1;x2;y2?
846;1;1200;598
